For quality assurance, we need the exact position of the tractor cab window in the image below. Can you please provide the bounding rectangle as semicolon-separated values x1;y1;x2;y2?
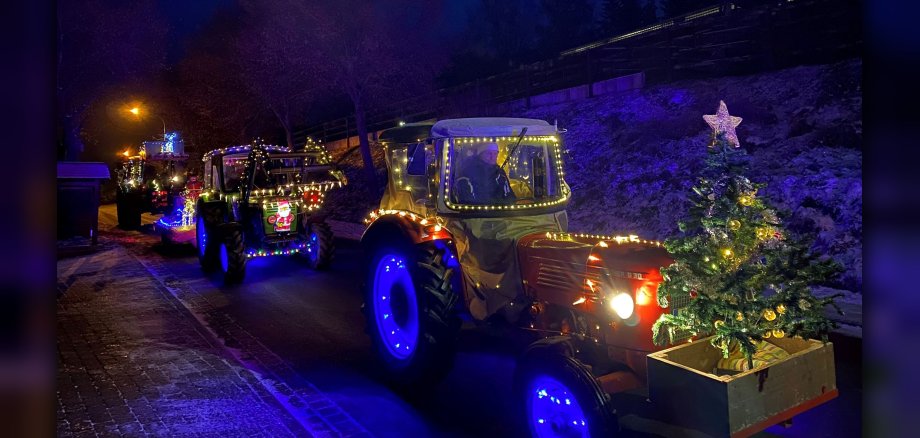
260;157;311;187
221;154;248;192
448;137;563;207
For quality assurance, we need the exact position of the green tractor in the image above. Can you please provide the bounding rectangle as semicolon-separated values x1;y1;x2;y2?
196;140;345;283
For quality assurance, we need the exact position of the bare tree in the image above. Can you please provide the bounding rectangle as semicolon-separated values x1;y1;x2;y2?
232;0;330;149
176;6;265;150
57;0;169;160
311;0;445;179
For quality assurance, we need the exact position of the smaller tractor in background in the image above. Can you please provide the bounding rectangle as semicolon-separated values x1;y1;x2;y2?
195;140;346;283
114;135;189;229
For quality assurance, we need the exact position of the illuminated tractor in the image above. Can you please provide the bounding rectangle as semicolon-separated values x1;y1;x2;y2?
362;118;837;437
195;140;346;283
114;144;189;229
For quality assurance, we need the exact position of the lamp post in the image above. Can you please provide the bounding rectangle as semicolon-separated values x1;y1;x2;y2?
128;106;167;140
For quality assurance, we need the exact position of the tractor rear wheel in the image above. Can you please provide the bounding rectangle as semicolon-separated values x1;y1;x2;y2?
363;242;461;389
116;191;142;230
219;224;246;284
195;205;223;272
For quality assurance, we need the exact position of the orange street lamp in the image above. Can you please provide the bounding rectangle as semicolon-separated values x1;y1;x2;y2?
125;105;167;140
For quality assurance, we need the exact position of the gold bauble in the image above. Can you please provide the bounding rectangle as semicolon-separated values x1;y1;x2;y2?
776;304;787;314
772;329;785;338
763;309;777;321
735;312;744;321
728;219;741;231
756;227;772;240
738;195;754;206
714;320;725;329
722;248;734;259
763;330;772;338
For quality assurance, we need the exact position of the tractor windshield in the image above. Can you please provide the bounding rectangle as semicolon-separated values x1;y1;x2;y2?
222;152;338;192
447;136;566;208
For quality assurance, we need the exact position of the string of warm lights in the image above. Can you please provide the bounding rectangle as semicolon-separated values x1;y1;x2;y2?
202;144;292;161
200;181;343;203
544;232;663;247
363;209;445;231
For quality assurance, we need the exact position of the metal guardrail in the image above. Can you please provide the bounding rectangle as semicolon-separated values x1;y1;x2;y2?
291;0;860;147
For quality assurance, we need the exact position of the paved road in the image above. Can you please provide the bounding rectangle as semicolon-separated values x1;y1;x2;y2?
59;205;860;437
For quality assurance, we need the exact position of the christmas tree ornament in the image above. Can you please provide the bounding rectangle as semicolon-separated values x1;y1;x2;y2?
722;248;734;259
703;100;743;148
763;330;772;338
728;219;741;231
756;226;772;240
763;309;777;321
776;303;787;314
772;329;785;338
735;312;744;321
714;320;725;329
738;194;754;206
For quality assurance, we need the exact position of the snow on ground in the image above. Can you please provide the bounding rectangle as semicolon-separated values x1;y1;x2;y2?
327;59;862;304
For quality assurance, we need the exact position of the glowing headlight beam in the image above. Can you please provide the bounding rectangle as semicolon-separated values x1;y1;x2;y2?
610;293;635;319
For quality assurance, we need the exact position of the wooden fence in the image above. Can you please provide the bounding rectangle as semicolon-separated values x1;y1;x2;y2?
291;0;860;146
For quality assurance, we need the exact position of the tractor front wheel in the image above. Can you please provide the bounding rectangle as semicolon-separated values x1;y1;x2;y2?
303;222;334;270
196;215;219;271
513;344;618;438
363;243;460;389
219;224;247;284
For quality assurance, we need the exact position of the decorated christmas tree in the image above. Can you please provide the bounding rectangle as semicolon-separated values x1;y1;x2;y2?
652;101;842;371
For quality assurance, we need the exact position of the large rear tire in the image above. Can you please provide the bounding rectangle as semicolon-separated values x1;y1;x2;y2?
116;191;142;230
513;341;618;438
363;243;461;389
196;203;224;272
219;224;247;284
304;221;334;270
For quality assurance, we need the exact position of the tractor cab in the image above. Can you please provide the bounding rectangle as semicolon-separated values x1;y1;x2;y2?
378;118;570;219
373;118;573;321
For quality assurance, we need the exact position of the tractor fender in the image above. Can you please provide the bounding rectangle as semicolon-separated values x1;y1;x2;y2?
361;213;454;250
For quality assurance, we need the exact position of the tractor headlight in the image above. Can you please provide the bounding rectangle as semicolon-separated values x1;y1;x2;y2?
609;292;634;319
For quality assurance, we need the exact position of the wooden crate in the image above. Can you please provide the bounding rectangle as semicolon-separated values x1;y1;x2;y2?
646;336;837;438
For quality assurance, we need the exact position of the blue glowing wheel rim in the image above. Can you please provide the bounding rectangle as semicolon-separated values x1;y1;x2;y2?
196;216;207;257
307;231;319;264
372;254;418;361
219;243;229;273
526;375;589;438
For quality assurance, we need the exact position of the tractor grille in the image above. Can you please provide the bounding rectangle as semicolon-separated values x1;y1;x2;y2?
534;257;594;293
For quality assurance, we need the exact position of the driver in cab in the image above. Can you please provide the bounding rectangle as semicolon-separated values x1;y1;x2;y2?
456;142;516;205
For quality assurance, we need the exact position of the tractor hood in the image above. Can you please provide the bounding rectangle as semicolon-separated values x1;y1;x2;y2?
517;232;673;340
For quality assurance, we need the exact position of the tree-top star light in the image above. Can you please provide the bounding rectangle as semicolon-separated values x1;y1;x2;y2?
703;100;743;148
